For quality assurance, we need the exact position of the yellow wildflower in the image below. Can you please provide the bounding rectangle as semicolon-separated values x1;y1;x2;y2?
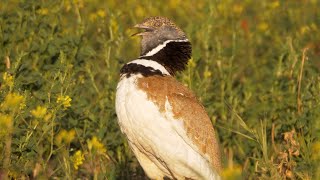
270;1;280;9
203;69;212;78
2;72;14;88
89;13;98;22
55;129;67;145
0;113;12;128
222;166;242;180
55;129;76;145
2;93;24;110
64;0;72;11
31;106;47;119
71;150;85;170
169;0;181;9
20;101;26;110
87;136;106;154
300;25;310;35
232;4;244;14
188;58;196;68
110;18;118;33
89;9;106;22
44;113;52;122
257;22;269;32
97;9;106;18
56;95;72;109
312;141;320;160
65;129;76;144
37;8;49;15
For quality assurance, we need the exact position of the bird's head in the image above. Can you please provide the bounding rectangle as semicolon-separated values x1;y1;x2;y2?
133;16;187;56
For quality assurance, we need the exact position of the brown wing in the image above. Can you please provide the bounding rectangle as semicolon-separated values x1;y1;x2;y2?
137;75;221;173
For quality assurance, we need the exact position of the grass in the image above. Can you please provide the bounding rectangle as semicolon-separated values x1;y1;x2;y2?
0;0;319;179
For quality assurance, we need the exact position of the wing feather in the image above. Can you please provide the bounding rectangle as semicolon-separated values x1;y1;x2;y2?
137;76;221;173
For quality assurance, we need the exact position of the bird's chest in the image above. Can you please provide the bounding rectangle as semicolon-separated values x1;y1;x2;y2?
115;76;139;133
116;76;164;143
115;76;181;151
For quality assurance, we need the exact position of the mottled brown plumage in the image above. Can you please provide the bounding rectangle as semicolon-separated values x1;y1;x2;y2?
138;16;185;36
137;75;221;173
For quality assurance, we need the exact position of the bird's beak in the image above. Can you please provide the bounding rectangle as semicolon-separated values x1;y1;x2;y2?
131;23;154;37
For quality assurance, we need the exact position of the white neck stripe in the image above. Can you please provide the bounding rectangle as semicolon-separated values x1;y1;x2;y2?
142;39;189;57
128;59;170;75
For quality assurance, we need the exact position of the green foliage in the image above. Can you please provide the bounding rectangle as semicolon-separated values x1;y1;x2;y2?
0;0;319;179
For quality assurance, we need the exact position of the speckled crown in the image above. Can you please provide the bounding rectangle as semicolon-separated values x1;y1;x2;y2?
139;16;185;35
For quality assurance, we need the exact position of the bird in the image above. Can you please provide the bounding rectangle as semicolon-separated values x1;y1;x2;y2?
115;16;221;180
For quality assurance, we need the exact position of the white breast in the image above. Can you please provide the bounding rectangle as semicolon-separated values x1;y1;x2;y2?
115;74;220;180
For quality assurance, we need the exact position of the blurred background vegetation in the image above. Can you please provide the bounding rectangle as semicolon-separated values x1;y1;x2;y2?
0;0;319;179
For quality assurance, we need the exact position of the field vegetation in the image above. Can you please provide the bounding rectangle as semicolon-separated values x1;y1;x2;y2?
0;0;319;179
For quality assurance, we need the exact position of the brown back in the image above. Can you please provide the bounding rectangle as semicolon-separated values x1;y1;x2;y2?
137;75;221;173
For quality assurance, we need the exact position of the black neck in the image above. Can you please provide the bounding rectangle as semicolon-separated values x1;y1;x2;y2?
140;41;192;76
120;63;164;78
